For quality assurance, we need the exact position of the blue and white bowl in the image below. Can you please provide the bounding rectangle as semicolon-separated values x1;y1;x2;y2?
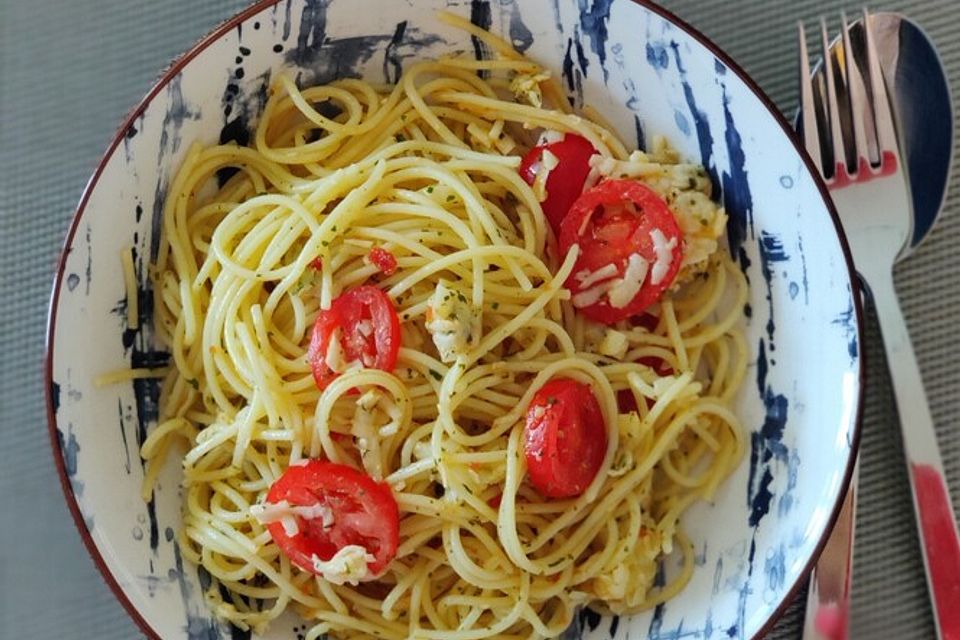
45;1;863;638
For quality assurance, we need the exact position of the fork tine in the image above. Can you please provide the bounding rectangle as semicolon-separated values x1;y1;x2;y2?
821;18;847;178
798;22;824;176
863;8;899;158
841;11;876;170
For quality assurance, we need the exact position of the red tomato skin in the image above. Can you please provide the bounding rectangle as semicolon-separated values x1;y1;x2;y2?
265;460;400;578
307;286;401;390
523;379;607;498
368;247;398;276
559;179;684;324
519;133;596;233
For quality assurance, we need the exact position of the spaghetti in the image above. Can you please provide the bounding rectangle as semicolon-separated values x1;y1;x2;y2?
143;13;747;639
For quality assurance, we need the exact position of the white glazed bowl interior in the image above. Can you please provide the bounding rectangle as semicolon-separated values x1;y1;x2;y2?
47;1;862;638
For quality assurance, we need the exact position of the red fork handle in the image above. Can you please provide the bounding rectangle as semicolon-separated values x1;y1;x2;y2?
912;464;960;640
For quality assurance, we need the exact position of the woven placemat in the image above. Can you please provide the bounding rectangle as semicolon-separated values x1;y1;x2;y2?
2;1;956;638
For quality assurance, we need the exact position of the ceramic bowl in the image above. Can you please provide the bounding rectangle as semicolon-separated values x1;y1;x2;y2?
46;1;863;638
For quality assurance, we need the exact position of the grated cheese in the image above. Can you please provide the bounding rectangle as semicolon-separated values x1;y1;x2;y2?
310;545;376;585
250;500;335;537
607;253;649;309
649;229;678;285
574;264;618;288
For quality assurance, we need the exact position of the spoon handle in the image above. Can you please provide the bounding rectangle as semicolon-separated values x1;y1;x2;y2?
869;271;960;640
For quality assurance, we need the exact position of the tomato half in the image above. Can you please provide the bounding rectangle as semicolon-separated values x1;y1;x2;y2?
559;179;683;324
523;379;607;498
307;286;401;390
265;460;400;578
519;133;596;233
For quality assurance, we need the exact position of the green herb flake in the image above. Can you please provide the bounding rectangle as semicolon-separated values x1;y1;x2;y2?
186;378;200;390
426;186;435;194
491;302;500;310
428;369;443;381
446;194;456;202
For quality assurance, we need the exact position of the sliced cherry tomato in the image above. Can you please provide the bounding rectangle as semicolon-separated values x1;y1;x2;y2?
265;460;399;578
307;286;401;390
523;379;607;498
519;133;596;233
368;247;398;276
559;179;683;324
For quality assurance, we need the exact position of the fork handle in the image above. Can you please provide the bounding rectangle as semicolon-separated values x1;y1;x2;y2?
868;271;960;640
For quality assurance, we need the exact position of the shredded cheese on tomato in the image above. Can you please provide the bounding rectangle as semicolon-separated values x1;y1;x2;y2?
324;328;347;373
574;264;618;288
607;253;650;309
310;545;376;585
250;500;335;537
649;229;677;286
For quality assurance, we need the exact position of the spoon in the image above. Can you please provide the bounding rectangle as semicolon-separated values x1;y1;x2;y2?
799;12;954;640
852;12;954;253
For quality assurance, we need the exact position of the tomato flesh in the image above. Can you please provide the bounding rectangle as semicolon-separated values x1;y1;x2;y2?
523;379;607;498
307;286;401;390
368;247;398;276
519;133;596;234
265;460;400;578
559;179;683;324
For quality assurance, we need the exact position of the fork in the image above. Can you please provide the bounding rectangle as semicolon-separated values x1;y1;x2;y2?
798;11;960;640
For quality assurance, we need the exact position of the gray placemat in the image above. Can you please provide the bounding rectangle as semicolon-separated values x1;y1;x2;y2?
1;1;957;638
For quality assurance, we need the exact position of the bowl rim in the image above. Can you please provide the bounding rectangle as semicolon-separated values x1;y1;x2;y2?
43;1;865;638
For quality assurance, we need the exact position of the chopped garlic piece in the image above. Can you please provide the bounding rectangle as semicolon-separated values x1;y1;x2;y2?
356;320;373;338
537;129;565;145
597;328;629;359
541;149;559;171
649;229;678;285
425;281;478;363
588;154;619;177
509;70;551;107
310;545;376;585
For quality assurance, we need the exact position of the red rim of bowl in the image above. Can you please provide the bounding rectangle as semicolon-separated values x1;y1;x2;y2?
43;1;866;638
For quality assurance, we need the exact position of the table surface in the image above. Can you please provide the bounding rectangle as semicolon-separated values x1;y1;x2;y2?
1;0;957;638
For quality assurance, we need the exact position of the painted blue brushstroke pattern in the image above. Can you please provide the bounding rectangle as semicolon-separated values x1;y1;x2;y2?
747;391;788;527
383;21;408;85
504;0;533;53
577;0;613;82
646;42;669;70
285;1;441;87
764;544;786;593
833;294;858;361
670;43;718;195
720;85;753;270
634;114;646;151
758;231;788;344
469;0;492;67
